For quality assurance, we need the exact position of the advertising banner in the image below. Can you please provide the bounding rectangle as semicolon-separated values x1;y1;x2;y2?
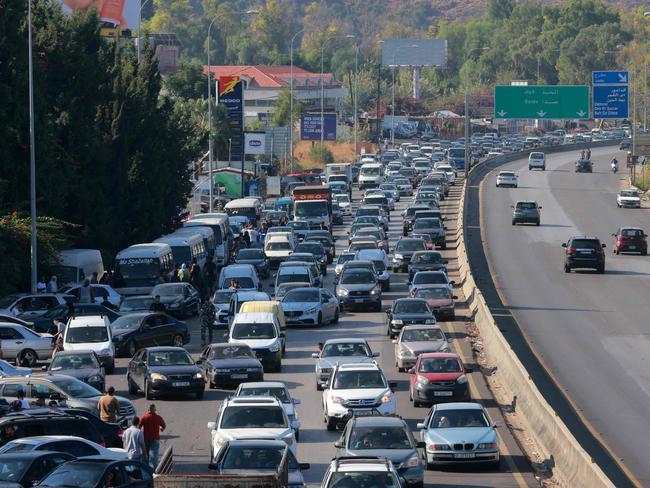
266;176;281;196
218;76;244;164
244;132;266;155
301;113;337;141
58;0;139;30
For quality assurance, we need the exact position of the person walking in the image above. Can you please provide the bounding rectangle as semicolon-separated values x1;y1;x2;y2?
169;264;180;283
190;262;204;299
203;256;217;298
36;277;47;293
122;416;147;463
200;297;216;345
79;279;94;304
97;386;119;423
149;295;166;313
178;264;190;282
140;404;166;468
47;276;58;293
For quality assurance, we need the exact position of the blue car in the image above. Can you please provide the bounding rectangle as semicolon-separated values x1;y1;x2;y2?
281;287;340;326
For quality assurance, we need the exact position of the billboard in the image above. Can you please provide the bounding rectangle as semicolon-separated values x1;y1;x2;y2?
244;132;266;155
301;113;337;141
218;76;244;164
382;39;447;67
58;0;140;30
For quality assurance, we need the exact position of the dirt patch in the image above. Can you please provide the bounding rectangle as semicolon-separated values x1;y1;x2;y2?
295;140;377;170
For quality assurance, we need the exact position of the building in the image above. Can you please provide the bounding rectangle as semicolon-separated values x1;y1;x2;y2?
204;65;348;122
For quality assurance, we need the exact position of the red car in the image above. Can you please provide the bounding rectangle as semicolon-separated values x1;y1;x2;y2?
612;227;647;255
409;352;471;407
412;233;434;250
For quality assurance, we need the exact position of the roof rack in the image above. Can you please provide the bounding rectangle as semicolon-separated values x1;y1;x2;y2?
333;456;391;470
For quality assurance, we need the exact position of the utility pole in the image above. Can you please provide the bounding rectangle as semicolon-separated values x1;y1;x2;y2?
28;0;38;293
376;62;381;145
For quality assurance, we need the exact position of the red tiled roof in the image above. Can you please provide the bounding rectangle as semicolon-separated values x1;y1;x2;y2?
203;65;341;89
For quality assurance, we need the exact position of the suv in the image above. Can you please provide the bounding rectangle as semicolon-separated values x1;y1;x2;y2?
64;315;115;374
575;159;592;173
511;200;541;226
312;338;379;390
207;396;296;461
562;236;606;273
0;413;104;445
528;151;546;170
321;457;403;488
228;312;284;372
322;363;396;431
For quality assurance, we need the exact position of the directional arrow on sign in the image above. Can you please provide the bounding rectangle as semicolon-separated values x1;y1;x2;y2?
576;110;587;117
497;110;507;117
618;73;628;83
537;110;547;117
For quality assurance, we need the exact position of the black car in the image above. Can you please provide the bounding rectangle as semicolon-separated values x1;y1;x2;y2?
37;458;153;488
335;268;382;312
385;298;436;338
31;304;121;334
0;414;104;446
294;242;328;274
408;251;448;282
305;231;336;262
127;346;204;400
45;350;105;392
575;159;593;173
118;296;154;314
235;249;270;278
110;312;190;358
150;283;200;318
392;238;427;273
562;236;606;273
411;218;446;249
0;451;75;487
197;343;264;389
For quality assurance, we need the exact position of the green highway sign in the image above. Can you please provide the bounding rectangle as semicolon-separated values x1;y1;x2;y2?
494;85;590;119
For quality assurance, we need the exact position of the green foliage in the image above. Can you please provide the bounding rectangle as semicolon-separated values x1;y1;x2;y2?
271;90;305;127
309;143;334;166
165;58;206;99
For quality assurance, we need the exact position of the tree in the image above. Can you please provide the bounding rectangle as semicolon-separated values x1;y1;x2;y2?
309;144;334;166
165;58;206;99
488;0;515;20
271;90;305;127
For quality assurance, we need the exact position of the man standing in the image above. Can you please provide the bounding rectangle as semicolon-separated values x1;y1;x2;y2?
149;295;166;313
122;416;147;463
97;386;119;423
140;404;166;468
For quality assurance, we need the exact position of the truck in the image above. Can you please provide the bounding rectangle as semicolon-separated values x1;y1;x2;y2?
292;184;332;231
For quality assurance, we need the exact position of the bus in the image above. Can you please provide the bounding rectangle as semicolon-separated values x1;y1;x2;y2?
113;243;174;296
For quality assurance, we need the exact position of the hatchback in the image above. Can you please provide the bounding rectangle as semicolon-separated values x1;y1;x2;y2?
511;200;541;226
612;227;647;255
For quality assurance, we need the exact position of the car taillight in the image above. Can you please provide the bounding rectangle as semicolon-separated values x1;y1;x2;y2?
568;247;576;254
98;440;106;447
595;247;603;254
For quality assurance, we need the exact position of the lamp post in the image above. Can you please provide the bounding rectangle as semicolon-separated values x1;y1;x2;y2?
289;28;308;174
206;10;258;212
353;42;359;163
27;0;37;293
464;46;489;175
137;0;152;63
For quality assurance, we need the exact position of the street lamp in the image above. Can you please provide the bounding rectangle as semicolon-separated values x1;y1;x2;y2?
206;9;258;211
27;0;37;293
137;0;152;63
390;44;418;146
352;41;359;164
289;28;309;174
464;46;489;175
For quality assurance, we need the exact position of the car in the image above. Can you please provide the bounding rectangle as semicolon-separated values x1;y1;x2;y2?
355;206;389;229
209;439;309;485
562;236;606;273
385;297;436;340
150;283;200;318
0;434;127;459
528;151;546;170
575;159;593;173
293;242;328;275
0;413;105;446
46;350;105;392
234;248;270;278
287;220;310;241
0;359;31;378
379;183;400;202
336;267;382;312
417;402;500;468
274;263;317;290
335;194;353;215
110;312;189;358
409;271;454;295
409;353;470;407
127;346;204;400
235;381;301;439
118;296;154;314
305;230;336;263
511;200;541;226
0;294;72;321
392;238;427;273
228;312;284;372
312;338;379;391
495;171;517;188
356;249;390;291
395;325;451;373
63;315;115;373
408;251;447;282
274;282;307;300
59;284;122;308
402;206;431;235
411;285;457;321
334;416;425;488
284;253;323;285
0;451;74;487
616;190;641;208
411;218;446;250
31;303;121;335
322;363;397;431
352;228;389;254
36;458;153;488
264;235;294;267
218;264;261;291
321;456;403;488
334;253;356;278
281;287;339;326
335;260;379;287
261;210;288;226
0;324;53;367
207;396;296;461
612;227;648;255
348;239;379;253
197;343;263;389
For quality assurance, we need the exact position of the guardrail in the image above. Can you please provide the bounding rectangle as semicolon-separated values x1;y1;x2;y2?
457;140;619;488
155;446;174;475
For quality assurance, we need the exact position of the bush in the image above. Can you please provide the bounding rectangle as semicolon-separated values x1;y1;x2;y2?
309;143;335;167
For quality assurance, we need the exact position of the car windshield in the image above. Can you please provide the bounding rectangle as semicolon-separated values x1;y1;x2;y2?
277;273;310;285
430;409;490;428
110;315;142;331
415;287;451;300
209;345;254;360
53;377;102;398
403;328;444;342
283;289;320;303
152;284;184;296
411;252;442;264
51;353;100;370
220;406;287;429
213;291;235;304
228;277;254;289
499;172;515;177
396;240;425;252
406;208;428;217
237;249;265;260
222;445;291;470
232;323;276;340
295;244;323;255
356;208;379;217
516;202;537;210
238;387;290;403
349;242;377;251
621;229;643;237
620;191;638;197
419;357;461;373
360;166;382;176
329;473;398;488
0;458;30;480
414;218;441;230
288;221;309;230
148;350;194;366
38;463;106;488
348;426;412;449
571;239;600;249
414;273;446;285
120;297;152;312
357;230;381;240
337;254;355;265
394;300;430;314
295;201;328;217
333;370;386;389
322;343;370;357
66;327;108;344
266;242;292;251
336;195;350;203
340;270;375;285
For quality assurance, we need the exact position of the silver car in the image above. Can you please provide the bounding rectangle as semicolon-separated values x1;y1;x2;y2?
281;288;339;326
312;338;379;390
0;324;53;366
0;294;71;321
393;325;450;371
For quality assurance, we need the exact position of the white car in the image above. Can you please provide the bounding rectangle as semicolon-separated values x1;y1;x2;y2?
394;179;414;196
0;435;127;459
0;293;71;320
321;457;402;488
322;363;397;431
433;164;456;185
264;235;294;267
617;190;641;208
58;284;122;307
228;312;283;372
495;171;517;188
528;151;546;170
334;194;352;215
63;315;115;374
207;396;296;461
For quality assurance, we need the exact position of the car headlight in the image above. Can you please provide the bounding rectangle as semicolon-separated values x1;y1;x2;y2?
478;442;497;449
399;345;413;357
98;348;112;357
439;342;450;352
392;319;403;325
394;253;404;260
370;287;380;295
417;375;429;385
304;307;318;315
193;372;203;380
431;443;451;451
337;288;349;297
456;374;468;384
216;434;232;446
380;393;392;404
280;432;294;445
425;319;435;324
269;342;281;353
88;375;103;383
330;395;345;404
401;454;420;468
151;373;167;381
335;265;343;274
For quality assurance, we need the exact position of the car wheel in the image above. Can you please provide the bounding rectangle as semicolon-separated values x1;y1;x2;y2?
598;265;605;274
374;302;382;312
511;220;516;226
295;429;300;442
440;242;447;250
564;264;571;273
333;308;339;324
172;334;184;347
145;380;154;400
316;382;323;391
326;416;337;431
614;248;619;255
642;249;647;256
17;349;37;368
127;340;138;358
272;360;282;373
127;375;138;394
105;363;115;375
535;220;540;226
317;312;323;326
196;389;204;400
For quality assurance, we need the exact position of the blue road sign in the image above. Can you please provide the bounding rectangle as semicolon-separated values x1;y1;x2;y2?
592;71;628;85
593;85;628;119
301;113;337;141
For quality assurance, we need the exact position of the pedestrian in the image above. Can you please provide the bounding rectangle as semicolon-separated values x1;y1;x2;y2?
52;318;65;339
190;263;204;298
149;295;166;313
178;264;190;282
79;279;94;304
37;277;47;293
99;271;111;285
169;264;180;283
47;276;58;293
203;256;217;298
122;416;147;463
200;297;216;345
0;425;17;447
90;272;99;284
586;147;591;159
97;386;119;423
10;303;23;318
16;390;30;411
140;404;166;468
242;229;251;248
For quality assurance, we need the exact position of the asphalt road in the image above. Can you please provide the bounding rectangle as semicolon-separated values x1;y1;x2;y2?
103;180;537;487
479;147;650;486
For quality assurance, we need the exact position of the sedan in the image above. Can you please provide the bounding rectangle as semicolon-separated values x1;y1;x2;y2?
393;238;427;273
46;350;105;392
0;324;53;367
495;171;517;188
0;435;127;459
281;287;339;326
312;338;379;390
118;295;154;313
612;227;648;255
336;268;382;312
409;271;454;295
385;298;436;339
411;218;446;250
409;353;470;407
0;359;31;378
37;459;153;488
408;251;448;281
294;242;328;274
235;248;270;278
127;346;205;400
197;343;264;389
0;294;71;321
0;451;74;488
394;325;450;372
411;285;457;321
417;402;500;468
110;312;189;358
150;283;200;318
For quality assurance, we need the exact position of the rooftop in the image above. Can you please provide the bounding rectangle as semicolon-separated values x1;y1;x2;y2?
203;65;341;89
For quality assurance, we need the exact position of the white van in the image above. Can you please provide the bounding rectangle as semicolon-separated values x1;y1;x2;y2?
218;264;260;291
63;315;115;373
113;243;174;296
155;233;206;269
53;249;104;286
358;163;385;190
264;235;294;267
528;152;546;171
225;199;262;225
228;312;283;372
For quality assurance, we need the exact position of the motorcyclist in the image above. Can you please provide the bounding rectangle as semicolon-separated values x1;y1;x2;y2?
611;157;618;172
199;297;216;346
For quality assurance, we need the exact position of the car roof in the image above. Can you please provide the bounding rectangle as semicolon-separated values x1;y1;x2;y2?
144;346;188;353
225;396;282;406
337;363;380;371
417;351;459;359
351;416;406;427
4;435;91;445
568;235;600;240
238;381;287;389
435;402;483;411
232;312;275;322
402;324;442;331
324;338;369;345
0;450;74;460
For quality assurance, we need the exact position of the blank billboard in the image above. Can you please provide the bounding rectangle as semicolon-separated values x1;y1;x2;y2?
382;39;447;67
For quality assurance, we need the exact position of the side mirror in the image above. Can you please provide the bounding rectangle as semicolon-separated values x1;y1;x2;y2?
391;339;397;344
510;205;514;208
416;441;426;448
334;440;344;449
561;243;567;248
416;422;426;430
442;259;448;264
208;463;217;470
611;233;616;237
601;243;607;248
41;365;48;371
408;367;415;374
465;367;473;373
299;463;311;470
388;381;397;390
311;353;319;359
207;421;216;430
372;352;380;358
293;399;301;405
449;280;456;285
493;420;504;428
452;295;458;300
538;206;542;209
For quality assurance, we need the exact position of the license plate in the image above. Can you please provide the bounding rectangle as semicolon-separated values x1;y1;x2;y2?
231;374;247;379
629;246;636;249
172;381;190;387
434;391;453;396
354;299;365;303
351;409;373;416
454;452;475;459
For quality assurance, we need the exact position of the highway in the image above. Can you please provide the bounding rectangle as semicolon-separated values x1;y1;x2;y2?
105;180;538;487
478;146;650;486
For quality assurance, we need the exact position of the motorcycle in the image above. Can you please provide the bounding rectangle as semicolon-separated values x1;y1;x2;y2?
611;163;618;174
